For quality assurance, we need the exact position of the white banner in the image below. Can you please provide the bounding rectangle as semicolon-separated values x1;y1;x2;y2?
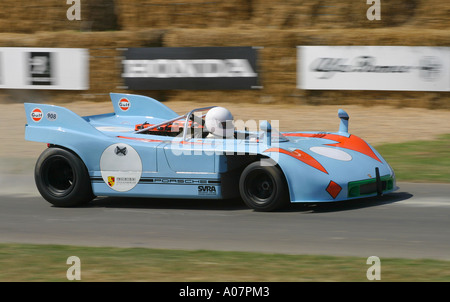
0;48;89;90
298;46;450;91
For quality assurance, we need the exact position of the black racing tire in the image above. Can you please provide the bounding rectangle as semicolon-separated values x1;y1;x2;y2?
239;160;290;211
34;147;95;207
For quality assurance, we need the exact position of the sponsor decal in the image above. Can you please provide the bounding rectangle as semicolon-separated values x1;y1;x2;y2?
107;176;138;188
31;108;43;122
100;143;142;192
198;185;217;195
115;146;127;156
118;98;130;111
107;176;115;187
91;177;221;186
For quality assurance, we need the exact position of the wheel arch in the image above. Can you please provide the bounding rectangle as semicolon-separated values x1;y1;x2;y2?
253;154;292;203
47;144;82;159
238;156;291;211
46;143;93;174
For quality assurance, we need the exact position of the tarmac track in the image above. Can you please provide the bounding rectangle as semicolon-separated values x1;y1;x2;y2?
0;178;449;261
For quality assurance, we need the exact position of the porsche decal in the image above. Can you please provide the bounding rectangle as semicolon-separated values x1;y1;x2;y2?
107;176;115;187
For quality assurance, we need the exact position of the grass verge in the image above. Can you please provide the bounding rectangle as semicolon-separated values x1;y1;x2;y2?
1;243;450;282
375;134;450;183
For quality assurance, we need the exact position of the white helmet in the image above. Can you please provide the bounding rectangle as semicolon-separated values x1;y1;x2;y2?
205;107;235;138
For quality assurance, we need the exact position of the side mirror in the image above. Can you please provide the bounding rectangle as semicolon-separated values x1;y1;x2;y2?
338;109;349;134
260;120;272;146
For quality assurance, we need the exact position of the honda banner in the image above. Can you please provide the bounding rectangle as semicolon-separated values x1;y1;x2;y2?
121;47;260;90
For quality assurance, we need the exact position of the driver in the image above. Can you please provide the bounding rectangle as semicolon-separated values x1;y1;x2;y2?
204;107;235;138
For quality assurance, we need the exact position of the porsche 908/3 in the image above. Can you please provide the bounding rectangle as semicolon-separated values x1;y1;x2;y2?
24;93;397;211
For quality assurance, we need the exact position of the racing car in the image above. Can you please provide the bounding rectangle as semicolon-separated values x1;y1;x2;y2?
24;93;397;211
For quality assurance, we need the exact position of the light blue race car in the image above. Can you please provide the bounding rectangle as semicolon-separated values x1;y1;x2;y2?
24;93;397;211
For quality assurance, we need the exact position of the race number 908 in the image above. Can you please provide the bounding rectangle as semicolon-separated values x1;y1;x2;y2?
46;111;58;121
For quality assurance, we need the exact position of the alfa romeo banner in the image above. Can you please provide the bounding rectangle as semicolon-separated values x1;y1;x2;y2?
121;47;260;90
298;46;450;91
0;48;89;90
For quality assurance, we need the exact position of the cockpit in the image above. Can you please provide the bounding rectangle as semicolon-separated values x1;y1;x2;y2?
133;106;289;142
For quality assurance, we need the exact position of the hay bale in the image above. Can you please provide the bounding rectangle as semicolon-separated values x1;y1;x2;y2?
0;0;117;33
115;0;251;30
0;0;449;108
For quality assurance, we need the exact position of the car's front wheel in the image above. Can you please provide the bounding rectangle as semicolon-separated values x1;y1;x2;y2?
34;147;95;207
239;160;290;211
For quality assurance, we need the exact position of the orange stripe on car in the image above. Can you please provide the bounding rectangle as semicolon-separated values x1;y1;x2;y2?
264;147;328;174
283;133;382;162
117;136;163;143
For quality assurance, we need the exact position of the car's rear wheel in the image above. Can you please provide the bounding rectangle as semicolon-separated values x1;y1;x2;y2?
239;160;290;211
35;147;95;207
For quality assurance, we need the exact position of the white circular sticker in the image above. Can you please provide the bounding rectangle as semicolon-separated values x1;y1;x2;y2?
310;146;352;161
100;143;142;192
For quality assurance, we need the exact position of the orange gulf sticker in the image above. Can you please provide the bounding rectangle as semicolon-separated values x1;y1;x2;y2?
31;108;43;122
118;98;130;111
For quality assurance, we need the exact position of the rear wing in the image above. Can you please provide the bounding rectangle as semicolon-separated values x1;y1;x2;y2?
24;93;179;144
24;103;103;143
110;93;178;120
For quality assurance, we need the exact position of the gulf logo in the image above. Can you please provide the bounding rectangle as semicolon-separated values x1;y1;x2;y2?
31;108;43;122
118;98;130;111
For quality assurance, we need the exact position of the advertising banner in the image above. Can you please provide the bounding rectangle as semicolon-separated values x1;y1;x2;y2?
298;46;450;91
122;47;260;90
0;48;89;90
